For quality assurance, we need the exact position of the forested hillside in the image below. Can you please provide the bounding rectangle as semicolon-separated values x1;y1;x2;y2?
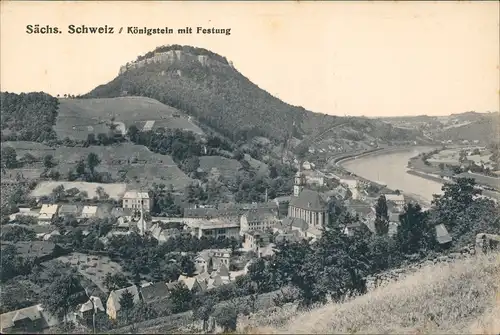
0;92;59;142
85;45;423;144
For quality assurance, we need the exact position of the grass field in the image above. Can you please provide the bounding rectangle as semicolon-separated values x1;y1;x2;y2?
199;156;242;180
31;181;127;200
55;97;203;140
241;253;500;334
3;143;192;190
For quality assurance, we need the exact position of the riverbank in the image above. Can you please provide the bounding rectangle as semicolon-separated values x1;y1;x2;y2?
339;147;444;204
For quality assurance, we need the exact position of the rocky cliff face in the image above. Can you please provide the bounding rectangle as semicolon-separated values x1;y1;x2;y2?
119;49;232;75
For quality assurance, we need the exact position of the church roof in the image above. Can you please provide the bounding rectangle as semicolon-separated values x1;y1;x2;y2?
290;189;328;211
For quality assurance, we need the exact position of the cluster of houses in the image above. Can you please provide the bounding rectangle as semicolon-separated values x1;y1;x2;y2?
6;170;422;252
0;245;250;333
2;167;456;333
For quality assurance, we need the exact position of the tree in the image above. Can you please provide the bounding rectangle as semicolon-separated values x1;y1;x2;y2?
192;294;216;332
119;289;135;319
169;283;193;313
51;184;66;202
396;203;434;255
1;147;17;168
76;159;86;176
103;273;130;291
87;152;101;174
374;195;389;235
247;258;272;294
43;154;55;169
180;256;196;277
40;271;86;322
212;302;238;333
431;178;481;232
86;133;96;145
127;125;140;142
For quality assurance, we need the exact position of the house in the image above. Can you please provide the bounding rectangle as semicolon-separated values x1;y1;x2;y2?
288;175;329;229
302;161;313;170
0;304;60;333
275;229;301;244
76;296;105;322
38;204;59;223
384;194;405;206
189;218;240;239
435;224;452;246
106;285;141;320
9;208;40;222
343;222;361;237
80;206;98;219
240;209;279;235
242;230;270;252
122;191;152;212
339;177;360;199
58;204;81;218
177;275;205;292
139;282;171;304
195;249;231;274
4;241;67;263
149;223;181;243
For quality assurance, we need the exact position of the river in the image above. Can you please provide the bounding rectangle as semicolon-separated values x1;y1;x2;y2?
340;147;443;205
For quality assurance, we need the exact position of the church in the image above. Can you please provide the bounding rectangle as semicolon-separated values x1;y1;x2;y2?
287;170;329;228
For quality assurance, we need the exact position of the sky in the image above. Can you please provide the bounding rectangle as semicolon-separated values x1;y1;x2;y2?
1;1;498;117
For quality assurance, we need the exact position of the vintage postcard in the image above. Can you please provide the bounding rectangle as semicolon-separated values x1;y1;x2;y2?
1;1;499;334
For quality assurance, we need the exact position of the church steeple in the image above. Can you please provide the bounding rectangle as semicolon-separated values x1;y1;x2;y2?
293;164;305;197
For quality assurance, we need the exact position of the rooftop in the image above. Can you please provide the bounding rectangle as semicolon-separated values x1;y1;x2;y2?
243;209;277;222
290;189;328;211
123;191;150;199
108;285;141;312
196;218;239;229
81;206;98;215
39;204;58;215
140;282;171;303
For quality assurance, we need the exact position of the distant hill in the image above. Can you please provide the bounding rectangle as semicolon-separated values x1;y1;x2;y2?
437;112;499;144
84;44;424;145
380;111;499;145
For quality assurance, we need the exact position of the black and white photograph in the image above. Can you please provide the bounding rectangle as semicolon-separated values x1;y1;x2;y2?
0;1;499;334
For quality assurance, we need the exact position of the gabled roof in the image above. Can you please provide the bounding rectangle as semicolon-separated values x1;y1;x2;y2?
178;275;197;290
282;217;308;231
140;282;170;303
123;191;149;199
435;224;452;244
81;206;98;215
290;189;328;211
107;285;140;312
58;204;81;215
79;296;105;313
40;204;59;215
384;194;405;202
217;263;229;277
243;209;277;222
1;305;42;331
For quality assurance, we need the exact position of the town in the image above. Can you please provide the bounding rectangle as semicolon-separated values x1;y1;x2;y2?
1;32;499;333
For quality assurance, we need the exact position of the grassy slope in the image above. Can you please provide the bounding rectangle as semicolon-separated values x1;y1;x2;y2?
241;253;500;334
55;97;203;140
2;142;193;190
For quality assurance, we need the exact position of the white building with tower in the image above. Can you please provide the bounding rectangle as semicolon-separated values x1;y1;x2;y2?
288;169;329;229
